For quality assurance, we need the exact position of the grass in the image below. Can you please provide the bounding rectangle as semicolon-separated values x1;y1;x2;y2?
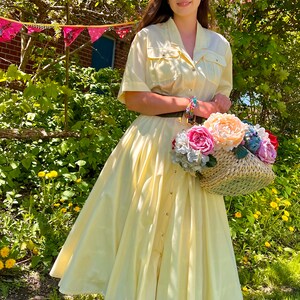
242;253;300;299
1;254;300;299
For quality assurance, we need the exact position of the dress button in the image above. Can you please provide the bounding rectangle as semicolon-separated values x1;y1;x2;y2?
165;212;169;216
170;192;173;195
192;68;196;71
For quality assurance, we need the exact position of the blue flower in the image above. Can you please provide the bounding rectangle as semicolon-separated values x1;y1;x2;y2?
244;126;261;153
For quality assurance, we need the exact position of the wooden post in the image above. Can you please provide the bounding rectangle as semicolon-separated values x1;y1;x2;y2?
64;0;70;131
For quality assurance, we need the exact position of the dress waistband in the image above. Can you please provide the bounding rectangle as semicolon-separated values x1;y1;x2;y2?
156;111;204;124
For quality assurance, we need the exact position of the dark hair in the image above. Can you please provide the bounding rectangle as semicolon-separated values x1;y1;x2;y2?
136;0;210;32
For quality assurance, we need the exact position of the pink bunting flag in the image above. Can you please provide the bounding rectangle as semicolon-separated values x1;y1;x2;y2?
0;18;23;42
88;27;109;43
27;26;44;35
114;26;132;39
62;26;85;47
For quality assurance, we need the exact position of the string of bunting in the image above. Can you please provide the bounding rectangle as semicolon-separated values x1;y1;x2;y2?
0;16;135;46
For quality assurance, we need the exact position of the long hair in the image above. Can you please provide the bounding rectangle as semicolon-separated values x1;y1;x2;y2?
136;0;210;32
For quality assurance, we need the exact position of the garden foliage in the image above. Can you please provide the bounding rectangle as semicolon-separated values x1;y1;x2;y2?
0;65;137;273
0;0;299;298
0;64;299;298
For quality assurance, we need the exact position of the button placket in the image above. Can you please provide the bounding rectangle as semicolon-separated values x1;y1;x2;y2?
157;169;177;253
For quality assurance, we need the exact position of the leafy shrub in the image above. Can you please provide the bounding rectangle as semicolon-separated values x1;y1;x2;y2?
0;64;299;298
0;64;137;271
227;135;300;295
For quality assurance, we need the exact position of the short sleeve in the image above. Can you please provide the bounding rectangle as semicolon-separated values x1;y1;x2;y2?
117;30;151;103
215;43;232;97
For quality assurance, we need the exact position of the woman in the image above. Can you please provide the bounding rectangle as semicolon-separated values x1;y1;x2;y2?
50;0;243;299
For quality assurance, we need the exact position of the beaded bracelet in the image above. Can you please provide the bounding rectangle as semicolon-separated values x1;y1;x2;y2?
184;96;198;121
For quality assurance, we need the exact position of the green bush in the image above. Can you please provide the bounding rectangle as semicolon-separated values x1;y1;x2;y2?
0;64;137;272
227;135;300;296
0;64;299;298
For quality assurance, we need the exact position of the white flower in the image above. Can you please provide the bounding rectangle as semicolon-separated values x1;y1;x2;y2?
254;124;269;140
187;149;201;163
174;131;190;154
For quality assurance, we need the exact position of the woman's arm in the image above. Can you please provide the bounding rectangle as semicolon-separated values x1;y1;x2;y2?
124;91;229;118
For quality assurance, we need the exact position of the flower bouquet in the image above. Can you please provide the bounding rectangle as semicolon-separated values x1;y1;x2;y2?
171;113;278;196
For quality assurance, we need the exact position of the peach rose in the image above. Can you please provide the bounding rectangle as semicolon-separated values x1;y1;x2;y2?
203;113;247;151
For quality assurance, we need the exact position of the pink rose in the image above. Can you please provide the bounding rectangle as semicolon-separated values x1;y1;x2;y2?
257;140;277;164
187;126;215;155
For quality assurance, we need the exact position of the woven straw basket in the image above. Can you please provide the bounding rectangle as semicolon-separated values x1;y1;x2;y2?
198;149;275;196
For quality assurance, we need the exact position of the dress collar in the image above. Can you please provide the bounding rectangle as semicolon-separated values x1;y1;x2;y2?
165;17;207;62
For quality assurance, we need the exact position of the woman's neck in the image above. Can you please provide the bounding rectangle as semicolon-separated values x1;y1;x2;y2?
173;16;197;59
173;16;197;37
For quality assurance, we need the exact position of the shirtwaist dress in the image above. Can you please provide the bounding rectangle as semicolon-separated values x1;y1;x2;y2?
50;18;243;300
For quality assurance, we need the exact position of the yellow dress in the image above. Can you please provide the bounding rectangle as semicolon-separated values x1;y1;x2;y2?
50;18;243;300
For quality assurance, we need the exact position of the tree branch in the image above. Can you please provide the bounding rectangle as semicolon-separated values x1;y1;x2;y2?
0;128;81;140
32;40;92;80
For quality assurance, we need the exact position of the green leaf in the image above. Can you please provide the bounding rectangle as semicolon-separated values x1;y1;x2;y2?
24;84;42;98
233;145;248;159
44;81;59;99
206;155;217;167
62;190;75;198
75;160;86;167
278;69;289;82
59;141;69;155
21;158;33;170
6;65;20;79
31;256;42;269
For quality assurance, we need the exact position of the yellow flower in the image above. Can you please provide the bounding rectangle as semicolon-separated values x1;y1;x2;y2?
68;203;73;207
235;212;242;218
271;188;278;194
46;170;58;179
5;259;16;269
32;248;39;255
270;201;278;209
60;199;65;203
242;286;249;292
61;208;67;213
284;211;290;217
242;256;249;264
75;178;82;183
74;206;81;212
265;241;271;248
0;260;4;270
253;213;259;219
53;203;60;207
283;200;291;207
282;215;289;222
288;226;295;232
38;171;46;178
0;247;10;258
255;211;261;216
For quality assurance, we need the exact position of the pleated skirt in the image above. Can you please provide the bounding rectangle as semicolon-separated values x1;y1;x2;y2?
50;115;243;300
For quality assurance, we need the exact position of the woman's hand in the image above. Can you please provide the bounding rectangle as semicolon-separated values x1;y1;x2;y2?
212;93;232;113
194;94;231;119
